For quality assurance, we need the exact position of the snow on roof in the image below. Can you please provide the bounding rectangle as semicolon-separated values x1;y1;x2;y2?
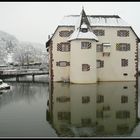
81;23;88;29
68;29;98;41
59;15;130;27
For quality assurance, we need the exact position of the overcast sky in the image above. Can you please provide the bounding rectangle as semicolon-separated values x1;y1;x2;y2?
0;2;140;44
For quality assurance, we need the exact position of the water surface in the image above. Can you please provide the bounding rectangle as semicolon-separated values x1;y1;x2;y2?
47;82;138;137
0;79;139;137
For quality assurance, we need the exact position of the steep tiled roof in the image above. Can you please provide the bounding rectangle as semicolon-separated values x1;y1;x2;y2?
59;15;130;27
68;9;98;41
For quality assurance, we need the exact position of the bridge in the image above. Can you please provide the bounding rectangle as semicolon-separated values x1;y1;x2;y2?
0;69;49;82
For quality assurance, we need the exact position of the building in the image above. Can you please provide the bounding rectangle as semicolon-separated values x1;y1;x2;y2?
46;8;140;84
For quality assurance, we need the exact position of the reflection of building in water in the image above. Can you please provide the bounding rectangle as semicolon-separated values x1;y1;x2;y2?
47;82;138;137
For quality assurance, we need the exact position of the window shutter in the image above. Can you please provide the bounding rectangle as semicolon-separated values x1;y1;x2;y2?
57;43;62;51
121;59;128;67
67;62;70;66
56;62;59;66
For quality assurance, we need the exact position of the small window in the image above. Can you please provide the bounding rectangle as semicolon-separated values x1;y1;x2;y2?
121;96;128;103
116;111;130;119
96;110;103;118
93;29;105;36
80;28;88;33
82;64;90;71
57;42;70;52
96;125;104;132
57;112;71;121
82;96;90;104
116;43;130;51
81;118;91;126
121;59;128;67
96;44;103;52
81;42;91;49
97;60;104;68
103;106;110;111
56;61;70;67
59;30;73;37
117;30;129;37
123;73;128;76
56;96;70;103
97;95;104;103
117;124;129;133
103;52;110;56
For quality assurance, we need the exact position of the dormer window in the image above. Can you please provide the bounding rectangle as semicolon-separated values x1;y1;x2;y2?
80;23;88;33
80;28;88;33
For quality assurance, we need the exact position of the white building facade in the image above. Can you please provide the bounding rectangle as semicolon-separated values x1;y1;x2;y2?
46;9;139;84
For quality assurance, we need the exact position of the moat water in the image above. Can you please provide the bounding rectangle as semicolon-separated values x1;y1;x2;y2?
0;76;139;137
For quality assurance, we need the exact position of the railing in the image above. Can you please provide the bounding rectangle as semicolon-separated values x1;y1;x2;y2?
0;69;49;76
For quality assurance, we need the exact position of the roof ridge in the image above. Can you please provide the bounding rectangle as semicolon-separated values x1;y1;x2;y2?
64;15;120;18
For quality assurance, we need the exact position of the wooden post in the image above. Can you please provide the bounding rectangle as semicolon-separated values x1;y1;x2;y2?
16;76;19;82
32;74;35;82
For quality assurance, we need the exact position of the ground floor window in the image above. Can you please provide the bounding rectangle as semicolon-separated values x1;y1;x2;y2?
56;61;70;67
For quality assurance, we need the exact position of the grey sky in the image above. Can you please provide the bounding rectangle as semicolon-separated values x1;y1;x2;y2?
0;2;139;44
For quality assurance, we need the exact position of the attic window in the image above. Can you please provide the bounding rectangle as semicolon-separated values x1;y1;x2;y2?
59;30;73;37
80;28;88;33
117;30;129;37
80;23;88;33
93;29;105;36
